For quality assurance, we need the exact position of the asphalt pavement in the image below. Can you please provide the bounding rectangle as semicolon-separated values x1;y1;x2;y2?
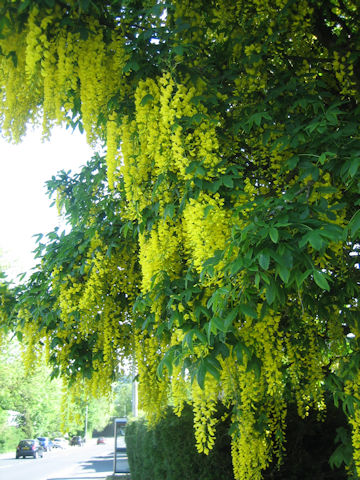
0;437;130;480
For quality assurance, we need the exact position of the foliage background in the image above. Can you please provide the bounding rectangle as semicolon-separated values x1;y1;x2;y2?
0;333;128;452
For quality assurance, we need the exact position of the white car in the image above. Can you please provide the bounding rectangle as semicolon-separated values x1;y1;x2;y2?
52;437;68;449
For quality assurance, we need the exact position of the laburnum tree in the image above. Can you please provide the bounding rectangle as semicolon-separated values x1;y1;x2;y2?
0;1;359;478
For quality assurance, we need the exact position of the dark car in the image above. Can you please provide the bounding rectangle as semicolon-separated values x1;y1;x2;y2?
16;439;44;459
37;436;52;452
70;435;84;446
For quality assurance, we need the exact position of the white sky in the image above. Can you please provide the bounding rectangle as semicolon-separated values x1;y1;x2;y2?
0;126;94;283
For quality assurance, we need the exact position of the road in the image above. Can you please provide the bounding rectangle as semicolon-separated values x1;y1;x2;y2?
0;439;122;480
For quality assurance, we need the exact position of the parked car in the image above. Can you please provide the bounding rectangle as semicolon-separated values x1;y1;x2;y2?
70;435;84;446
37;436;53;452
16;439;44;459
97;436;106;444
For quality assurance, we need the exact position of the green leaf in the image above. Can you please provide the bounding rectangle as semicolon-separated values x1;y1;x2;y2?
164;203;175;220
269;227;279;243
239;303;258;319
296;268;313;288
262;130;271;145
349;156;360;178
196;330;207;345
246;356;261;380
277;264;290;284
259;253;270;270
223;176;234;188
18;0;31;12
276;247;293;269
318;152;327;165
211;316;226;333
330;443;353;469
266;280;276;305
16;331;23;342
157;347;177;378
230;256;243;275
194;305;210;321
190;112;206;125
313;270;330;291
204;205;215;218
207;179;222;193
173;45;184;55
7;51;17;68
204;357;221;381
308;231;324;250
224;308;238;331
183;330;195;352
246;111;272;130
197;360;206;389
349;210;360;237
140;94;154;106
123;58;140;73
79;0;90;10
286;155;299;170
319;224;344;242
234;342;252;364
228;422;239;436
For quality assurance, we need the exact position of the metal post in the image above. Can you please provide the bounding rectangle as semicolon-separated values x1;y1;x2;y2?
131;357;138;417
114;419;117;474
84;405;88;441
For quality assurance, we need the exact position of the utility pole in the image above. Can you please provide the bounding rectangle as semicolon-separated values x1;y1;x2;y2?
84;404;88;440
131;357;138;417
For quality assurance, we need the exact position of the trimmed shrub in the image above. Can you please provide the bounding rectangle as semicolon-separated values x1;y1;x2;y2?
126;400;348;480
125;404;233;480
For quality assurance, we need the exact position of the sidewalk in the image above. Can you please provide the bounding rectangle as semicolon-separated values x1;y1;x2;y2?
0;451;14;460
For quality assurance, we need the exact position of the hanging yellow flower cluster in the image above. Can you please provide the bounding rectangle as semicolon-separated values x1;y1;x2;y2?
134;329;169;425
121;74;222;216
20;231;140;398
18;307;45;370
182;193;231;274
0;30;40;141
192;375;219;455
0;6;130;148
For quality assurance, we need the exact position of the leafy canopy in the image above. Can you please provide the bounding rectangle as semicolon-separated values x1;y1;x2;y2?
0;1;359;479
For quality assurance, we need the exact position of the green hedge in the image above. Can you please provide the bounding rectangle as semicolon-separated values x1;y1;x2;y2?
263;401;348;480
125;400;348;480
125;403;233;480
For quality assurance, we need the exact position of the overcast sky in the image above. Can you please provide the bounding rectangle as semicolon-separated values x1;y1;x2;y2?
0;126;93;283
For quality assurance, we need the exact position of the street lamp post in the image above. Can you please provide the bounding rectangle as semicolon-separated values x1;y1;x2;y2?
84;404;88;440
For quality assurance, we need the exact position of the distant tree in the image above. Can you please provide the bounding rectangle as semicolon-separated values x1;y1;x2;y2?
112;377;133;419
0;336;63;441
0;332;113;447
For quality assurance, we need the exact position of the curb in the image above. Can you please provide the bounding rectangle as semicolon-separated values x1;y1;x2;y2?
105;475;131;479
